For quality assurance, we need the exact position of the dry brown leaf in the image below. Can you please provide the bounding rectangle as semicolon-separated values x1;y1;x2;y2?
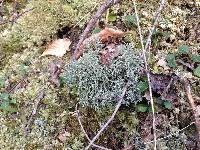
100;43;120;66
75;27;127;59
143;91;151;101
41;38;71;57
50;60;63;87
95;27;126;42
57;131;71;143
149;72;178;101
157;58;170;70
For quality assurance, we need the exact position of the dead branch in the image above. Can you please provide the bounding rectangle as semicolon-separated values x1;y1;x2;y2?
75;27;127;59
7;76;26;94
183;79;200;144
75;104;111;150
24;89;44;137
73;0;121;59
85;82;128;150
133;0;165;149
0;8;34;25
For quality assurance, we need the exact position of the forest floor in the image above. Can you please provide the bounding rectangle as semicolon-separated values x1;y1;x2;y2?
0;0;200;149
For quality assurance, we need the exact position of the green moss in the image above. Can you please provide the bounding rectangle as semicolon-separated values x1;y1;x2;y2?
0;0;102;69
1;0;76;52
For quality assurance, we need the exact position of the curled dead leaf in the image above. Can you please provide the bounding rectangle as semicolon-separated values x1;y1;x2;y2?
100;44;120;66
157;58;170;70
94;27;126;42
41;38;71;57
57;131;71;143
50;60;63;87
75;27;127;59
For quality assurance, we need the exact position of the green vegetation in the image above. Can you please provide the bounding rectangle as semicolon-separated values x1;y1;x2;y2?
65;41;144;110
0;0;199;149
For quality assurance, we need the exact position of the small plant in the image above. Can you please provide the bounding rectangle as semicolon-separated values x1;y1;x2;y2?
64;41;144;110
0;92;17;113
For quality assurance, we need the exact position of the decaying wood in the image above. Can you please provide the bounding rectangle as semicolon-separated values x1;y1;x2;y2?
74;0;121;59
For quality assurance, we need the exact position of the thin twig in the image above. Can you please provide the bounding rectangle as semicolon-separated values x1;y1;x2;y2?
161;77;173;98
0;8;34;25
176;59;194;70
85;83;129;150
122;121;195;149
72;3;99;28
144;0;165;56
76;104;111;150
183;79;200;144
144;121;195;144
24;89;44;137
74;0;121;59
8;76;26;94
133;0;165;149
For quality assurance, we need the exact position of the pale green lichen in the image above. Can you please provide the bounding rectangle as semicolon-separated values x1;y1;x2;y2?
65;41;144;110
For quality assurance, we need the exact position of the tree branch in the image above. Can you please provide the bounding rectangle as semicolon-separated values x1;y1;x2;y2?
76;104;111;150
183;79;200;145
24;89;44;137
73;0;121;59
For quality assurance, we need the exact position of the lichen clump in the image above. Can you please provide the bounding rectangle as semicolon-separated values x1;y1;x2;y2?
65;42;144;110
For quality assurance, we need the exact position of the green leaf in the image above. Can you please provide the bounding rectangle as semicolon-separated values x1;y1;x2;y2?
6;107;17;113
163;101;172;109
148;105;158;112
19;64;28;75
178;45;189;54
10;99;17;104
137;81;148;93
191;54;200;63
136;104;148;112
0;101;9;109
152;28;158;35
0;101;17;112
0;78;5;88
166;53;176;68
108;13;117;22
194;65;200;78
0;93;9;101
162;31;171;39
124;15;136;27
92;27;101;34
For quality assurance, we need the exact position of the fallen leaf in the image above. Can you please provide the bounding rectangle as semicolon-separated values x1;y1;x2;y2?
41;38;71;57
143;91;151;101
95;27;126;42
100;43;120;66
50;60;63;87
149;72;178;101
58;131;71;143
75;27;127;59
157;58;170;70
